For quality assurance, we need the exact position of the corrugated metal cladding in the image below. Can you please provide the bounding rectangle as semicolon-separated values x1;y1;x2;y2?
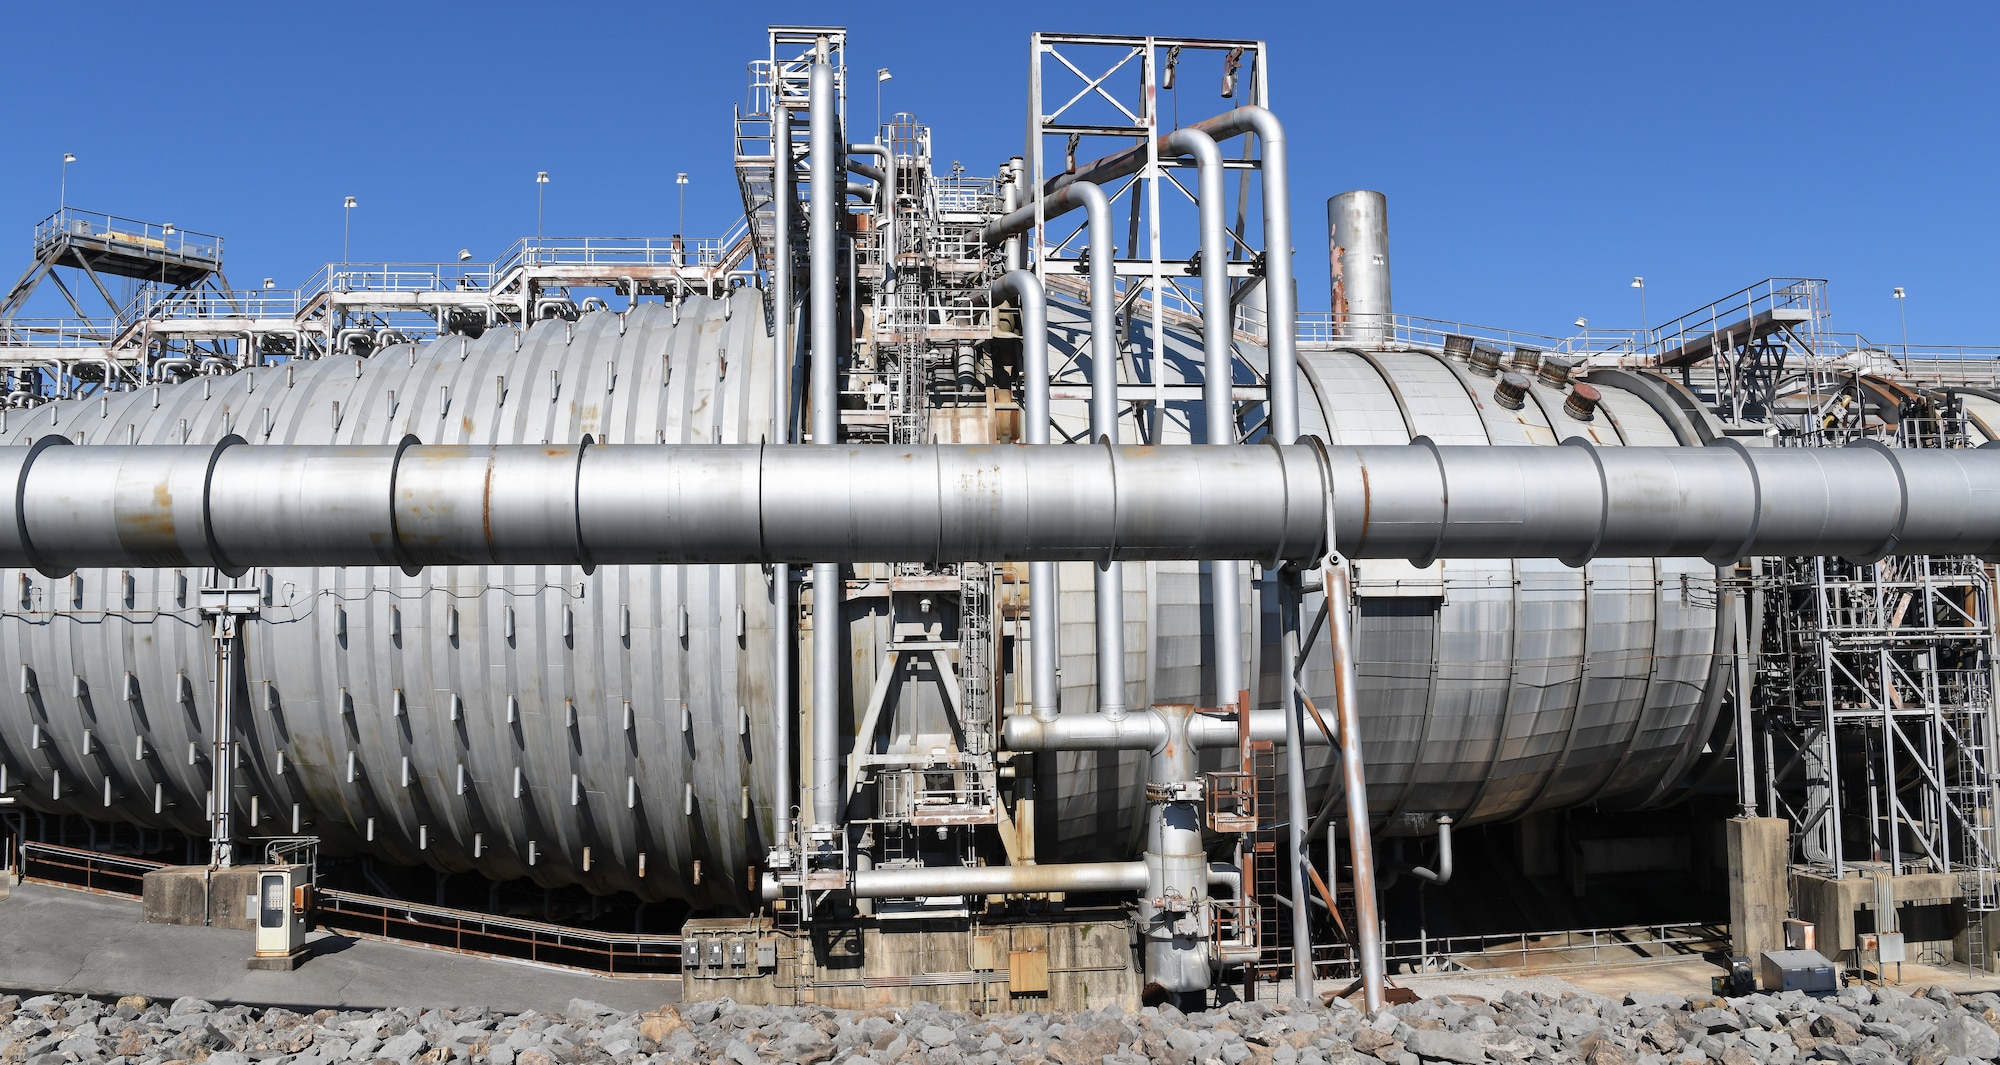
0;296;781;908
0;297;1732;905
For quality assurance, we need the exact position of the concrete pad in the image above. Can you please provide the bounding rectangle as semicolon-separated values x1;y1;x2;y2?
0;881;678;1014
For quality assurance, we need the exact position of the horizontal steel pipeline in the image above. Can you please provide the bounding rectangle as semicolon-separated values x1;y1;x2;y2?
0;439;1331;575
1329;438;2000;565
758;860;1244;900
1;437;1994;575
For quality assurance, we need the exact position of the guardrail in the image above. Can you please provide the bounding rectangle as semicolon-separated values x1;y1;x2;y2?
0;833;682;976
1296;311;1646;358
16;840;162;897
33;208;223;266
0;319;117;347
1649;278;1824;363
1305;921;1724;982
316;889;680;976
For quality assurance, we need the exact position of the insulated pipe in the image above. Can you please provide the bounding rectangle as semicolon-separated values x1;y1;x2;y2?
1281;571;1315;1000
771;96;797;852
1000;708;1322;750
1002;157;1026;272
1140;704;1212;992
764;860;1147;900
1068;181;1128;720
757;859;1245;901
807;55;843;833
1327;560;1385;1012
990;272;1059;720
1019;106;1299;444
11;440;2000;574
1162;127;1244;710
1327;439;2000;564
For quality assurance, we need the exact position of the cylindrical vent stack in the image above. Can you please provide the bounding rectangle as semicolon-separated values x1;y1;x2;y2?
1470;346;1504;377
1539;357;1574;388
1565;382;1602;421
1327;191;1392;346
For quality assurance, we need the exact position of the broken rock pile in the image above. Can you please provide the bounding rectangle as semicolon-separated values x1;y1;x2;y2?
2;981;1998;1064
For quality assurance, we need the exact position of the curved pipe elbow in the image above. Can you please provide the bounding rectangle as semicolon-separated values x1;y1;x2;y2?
1409;816;1453;885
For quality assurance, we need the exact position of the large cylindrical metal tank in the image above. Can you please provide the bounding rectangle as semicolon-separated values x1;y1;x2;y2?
1327;191;1393;346
0;295;781;908
1032;312;1729;860
0;297;1730;906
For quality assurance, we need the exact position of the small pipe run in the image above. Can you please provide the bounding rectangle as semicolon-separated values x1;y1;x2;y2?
1162;126;1245;710
807;53;843;834
1000;105;1300;444
990;271;1059;721
1408;816;1453;885
845;145;894;290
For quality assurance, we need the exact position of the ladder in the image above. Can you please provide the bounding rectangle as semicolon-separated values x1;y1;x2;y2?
1249;740;1285;978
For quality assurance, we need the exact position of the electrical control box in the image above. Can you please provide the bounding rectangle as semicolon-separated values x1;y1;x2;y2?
1760;949;1837;995
253;865;311;959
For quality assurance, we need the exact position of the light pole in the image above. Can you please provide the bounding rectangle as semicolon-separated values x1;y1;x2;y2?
1893;287;1909;360
60;153;75;213
1631;276;1648;354
676;173;690;267
536;172;550;241
342;196;357;263
1574;316;1588;354
676;172;689;238
876;68;893;136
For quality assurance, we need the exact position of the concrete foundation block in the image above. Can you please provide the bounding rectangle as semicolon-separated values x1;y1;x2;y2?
141;865;263;931
1727;817;1788;985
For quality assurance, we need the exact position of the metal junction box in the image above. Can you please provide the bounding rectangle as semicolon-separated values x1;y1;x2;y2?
1760;949;1838;995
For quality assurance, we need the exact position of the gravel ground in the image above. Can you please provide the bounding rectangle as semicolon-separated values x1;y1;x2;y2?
3;980;1999;1064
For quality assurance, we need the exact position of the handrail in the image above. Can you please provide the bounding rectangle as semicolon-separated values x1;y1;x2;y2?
32;208;224;265
1300;920;1723;982
317;887;680;976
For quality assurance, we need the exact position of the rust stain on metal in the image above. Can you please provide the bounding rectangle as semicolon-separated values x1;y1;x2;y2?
481;457;496;552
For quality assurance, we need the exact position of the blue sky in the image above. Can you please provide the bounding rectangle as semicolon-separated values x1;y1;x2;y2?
2;2;1993;347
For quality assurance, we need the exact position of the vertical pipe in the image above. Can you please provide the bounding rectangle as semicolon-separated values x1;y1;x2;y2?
1326;191;1392;347
990;271;1057;720
1235;109;1299;445
1069;181;1126;719
1164;128;1243;709
1003;157;1026;273
1140;704;1212;992
848;143;894;295
1326;560;1384;1010
1280;573;1314;999
771;96;796;852
1733;578;1756;819
210;616;235;867
808;54;843;832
